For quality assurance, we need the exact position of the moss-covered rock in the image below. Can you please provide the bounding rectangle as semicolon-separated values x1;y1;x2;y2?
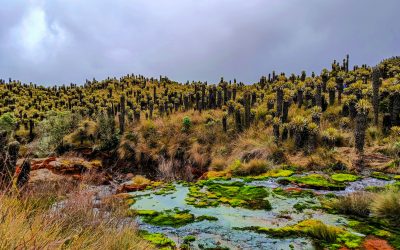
242;169;295;181
279;174;346;190
371;172;392;181
331;173;360;182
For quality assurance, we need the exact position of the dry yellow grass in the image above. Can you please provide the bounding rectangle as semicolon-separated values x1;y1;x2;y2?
0;183;154;250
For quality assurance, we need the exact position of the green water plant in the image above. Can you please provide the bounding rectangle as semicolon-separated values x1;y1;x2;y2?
136;209;195;227
139;230;176;248
238;219;363;249
186;181;271;210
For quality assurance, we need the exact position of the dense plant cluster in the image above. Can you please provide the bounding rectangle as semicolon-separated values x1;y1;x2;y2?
1;55;400;176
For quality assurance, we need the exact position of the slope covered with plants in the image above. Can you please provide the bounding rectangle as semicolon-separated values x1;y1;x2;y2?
1;55;400;249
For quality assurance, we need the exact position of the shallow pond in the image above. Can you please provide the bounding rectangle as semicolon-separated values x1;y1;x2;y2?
130;173;393;250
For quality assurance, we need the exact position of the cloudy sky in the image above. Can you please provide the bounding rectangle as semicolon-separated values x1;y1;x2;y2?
0;0;399;86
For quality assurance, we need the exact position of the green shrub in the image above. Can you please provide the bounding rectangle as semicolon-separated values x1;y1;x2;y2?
0;113;16;133
182;116;191;132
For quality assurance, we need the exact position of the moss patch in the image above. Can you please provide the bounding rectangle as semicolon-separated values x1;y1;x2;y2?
183;235;196;243
136;209;219;227
279;174;346;190
347;220;400;249
145;182;177;195
196;215;218;222
136;209;195;227
186;181;271;210
139;230;176;248
331;173;360;182
371;172;392;181
272;187;315;198
293;201;318;212
238;219;363;249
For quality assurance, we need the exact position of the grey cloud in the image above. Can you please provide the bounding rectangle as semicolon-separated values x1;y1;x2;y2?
0;0;399;86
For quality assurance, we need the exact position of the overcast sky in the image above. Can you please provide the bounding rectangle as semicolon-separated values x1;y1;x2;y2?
0;0;399;86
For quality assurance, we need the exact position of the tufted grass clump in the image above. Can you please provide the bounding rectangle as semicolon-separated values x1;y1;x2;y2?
231;159;272;176
329;192;373;217
371;189;400;227
0;185;153;250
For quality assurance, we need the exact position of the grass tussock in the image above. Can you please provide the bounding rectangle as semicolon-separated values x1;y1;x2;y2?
308;222;338;243
132;175;151;185
0;182;153;250
329;192;373;217
371;189;400;226
231;159;272;176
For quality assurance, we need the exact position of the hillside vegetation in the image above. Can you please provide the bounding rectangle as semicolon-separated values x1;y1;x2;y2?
1;55;400;179
1;55;400;249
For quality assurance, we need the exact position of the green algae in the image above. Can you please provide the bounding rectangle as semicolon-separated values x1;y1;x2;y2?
238;219;363;249
272;187;315;198
371;171;392;181
293;201;318;212
136;209;219;227
197;244;230;250
137;209;195;227
196;215;218;222
136;209;159;216
331;173;360;182
186;181;271;210
139;230;176;248
279;174;346;190
143;182;178;196
183;235;196;243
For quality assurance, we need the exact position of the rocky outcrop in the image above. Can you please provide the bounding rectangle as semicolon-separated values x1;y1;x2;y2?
30;157;102;175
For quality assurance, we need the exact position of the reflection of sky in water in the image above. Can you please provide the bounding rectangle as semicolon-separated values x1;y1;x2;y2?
130;176;392;250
